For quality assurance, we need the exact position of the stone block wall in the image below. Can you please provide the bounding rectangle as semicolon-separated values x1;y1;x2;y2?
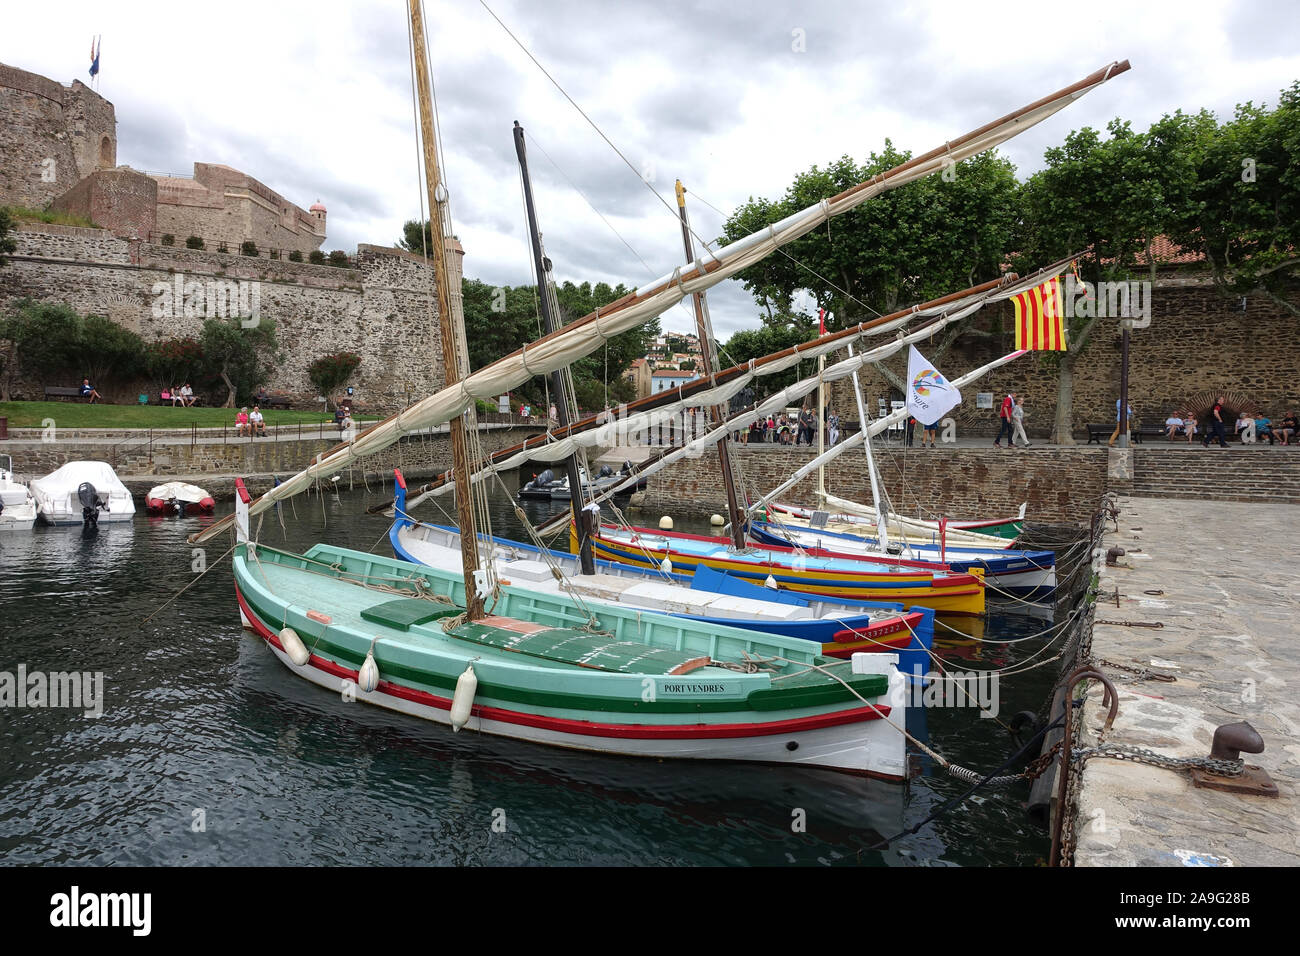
830;281;1300;439
0;62;115;208
0;225;445;410
634;444;1109;523
51;166;157;239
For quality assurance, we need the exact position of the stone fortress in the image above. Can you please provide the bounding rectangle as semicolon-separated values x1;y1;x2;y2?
0;61;445;409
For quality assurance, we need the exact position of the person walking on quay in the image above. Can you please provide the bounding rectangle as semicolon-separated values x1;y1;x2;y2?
994;392;1015;447
1012;397;1032;447
1203;396;1229;448
920;418;938;448
827;410;840;448
1108;398;1133;445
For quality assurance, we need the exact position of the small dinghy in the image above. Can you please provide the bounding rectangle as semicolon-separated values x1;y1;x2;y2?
145;481;216;516
0;454;37;532
30;460;135;527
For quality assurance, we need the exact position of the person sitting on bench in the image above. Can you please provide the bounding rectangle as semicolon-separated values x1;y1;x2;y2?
249;405;267;437
235;407;251;437
80;378;102;404
1164;415;1184;440
1277;411;1298;446
180;383;195;407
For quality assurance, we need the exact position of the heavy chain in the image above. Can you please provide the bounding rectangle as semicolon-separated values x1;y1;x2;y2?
1072;743;1244;777
1093;657;1177;682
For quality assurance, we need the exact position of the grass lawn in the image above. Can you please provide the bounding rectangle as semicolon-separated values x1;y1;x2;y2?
0;401;379;429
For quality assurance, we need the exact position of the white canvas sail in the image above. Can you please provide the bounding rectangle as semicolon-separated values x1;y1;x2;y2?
191;61;1129;545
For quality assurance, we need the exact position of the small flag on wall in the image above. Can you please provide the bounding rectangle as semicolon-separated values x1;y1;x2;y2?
1012;276;1067;351
89;36;100;78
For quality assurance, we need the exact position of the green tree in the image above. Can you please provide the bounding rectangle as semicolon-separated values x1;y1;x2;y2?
0;208;17;267
0;299;83;400
145;337;208;392
1165;83;1300;314
199;316;281;408
307;351;363;408
74;315;145;389
1012;119;1187;442
718;311;818;397
398;219;435;255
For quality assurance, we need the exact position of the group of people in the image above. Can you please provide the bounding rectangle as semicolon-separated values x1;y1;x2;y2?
163;384;197;407
1162;398;1299;447
741;407;825;446
994;392;1032;448
234;406;267;437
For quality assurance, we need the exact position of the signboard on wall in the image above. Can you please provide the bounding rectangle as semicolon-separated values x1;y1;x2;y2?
976;392;993;409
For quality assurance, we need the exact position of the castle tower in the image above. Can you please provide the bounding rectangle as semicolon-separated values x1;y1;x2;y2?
310;199;327;239
0;62;116;208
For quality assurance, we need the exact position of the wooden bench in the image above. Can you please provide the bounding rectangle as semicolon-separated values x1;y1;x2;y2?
1085;423;1110;444
261;395;292;410
1132;424;1165;443
44;386;85;401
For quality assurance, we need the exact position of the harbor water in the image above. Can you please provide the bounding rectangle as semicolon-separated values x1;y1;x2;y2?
0;481;1067;866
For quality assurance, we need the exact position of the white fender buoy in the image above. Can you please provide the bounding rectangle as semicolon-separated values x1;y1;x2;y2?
450;665;478;732
709;513;724;526
358;650;380;693
660;557;673;575
764;574;779;590
658;515;674;530
278;626;310;666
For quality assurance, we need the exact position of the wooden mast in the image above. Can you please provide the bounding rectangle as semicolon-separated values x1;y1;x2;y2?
409;0;484;619
675;180;746;550
514;120;595;574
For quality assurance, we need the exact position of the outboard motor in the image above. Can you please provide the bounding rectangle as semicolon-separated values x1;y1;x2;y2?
77;481;106;528
535;468;554;487
598;464;613;478
620;460;633;475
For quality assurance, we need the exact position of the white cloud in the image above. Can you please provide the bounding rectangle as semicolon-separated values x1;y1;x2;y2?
5;0;1297;343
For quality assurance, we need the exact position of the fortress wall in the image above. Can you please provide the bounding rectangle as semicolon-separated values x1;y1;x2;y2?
1;226;444;409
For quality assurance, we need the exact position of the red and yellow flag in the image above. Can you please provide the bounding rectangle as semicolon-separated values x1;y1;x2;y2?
1012;276;1067;351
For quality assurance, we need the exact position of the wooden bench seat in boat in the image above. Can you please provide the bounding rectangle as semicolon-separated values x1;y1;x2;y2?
446;615;712;676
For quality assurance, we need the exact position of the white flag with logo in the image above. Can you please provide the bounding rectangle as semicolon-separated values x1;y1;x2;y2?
905;344;961;425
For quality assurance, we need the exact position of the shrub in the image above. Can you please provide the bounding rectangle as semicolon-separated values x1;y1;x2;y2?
307;351;363;408
160;233;175;246
185;235;204;249
287;250;303;263
217;241;228;254
240;240;259;257
308;250;326;265
327;250;350;268
269;249;280;260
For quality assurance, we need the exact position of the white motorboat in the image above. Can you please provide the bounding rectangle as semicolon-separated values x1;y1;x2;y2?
145;481;215;516
0;454;37;532
30;461;136;526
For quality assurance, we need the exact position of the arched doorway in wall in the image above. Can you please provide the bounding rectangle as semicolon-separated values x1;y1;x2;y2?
99;135;113;167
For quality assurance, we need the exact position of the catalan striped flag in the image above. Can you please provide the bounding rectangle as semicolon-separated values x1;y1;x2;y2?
1011;276;1067;351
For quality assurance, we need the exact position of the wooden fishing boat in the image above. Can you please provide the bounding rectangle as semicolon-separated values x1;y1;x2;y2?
749;519;1057;602
768;500;1026;545
587;521;987;616
231;486;910;777
391;478;935;671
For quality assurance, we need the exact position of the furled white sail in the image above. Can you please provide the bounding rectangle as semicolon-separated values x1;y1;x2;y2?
190;62;1128;545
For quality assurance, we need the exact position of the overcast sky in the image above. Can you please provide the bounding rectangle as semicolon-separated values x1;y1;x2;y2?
6;0;1299;340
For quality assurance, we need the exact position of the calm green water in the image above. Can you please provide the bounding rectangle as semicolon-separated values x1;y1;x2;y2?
0;481;1066;866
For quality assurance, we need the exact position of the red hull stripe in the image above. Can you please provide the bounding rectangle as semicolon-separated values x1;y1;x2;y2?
234;585;889;739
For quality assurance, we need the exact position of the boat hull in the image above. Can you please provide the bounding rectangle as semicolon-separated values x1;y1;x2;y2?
590;525;986;616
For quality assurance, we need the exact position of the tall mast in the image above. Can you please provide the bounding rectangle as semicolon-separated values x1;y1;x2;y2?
846;342;890;548
675;180;746;550
514;121;595;574
409;0;484;619
816;310;826;502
